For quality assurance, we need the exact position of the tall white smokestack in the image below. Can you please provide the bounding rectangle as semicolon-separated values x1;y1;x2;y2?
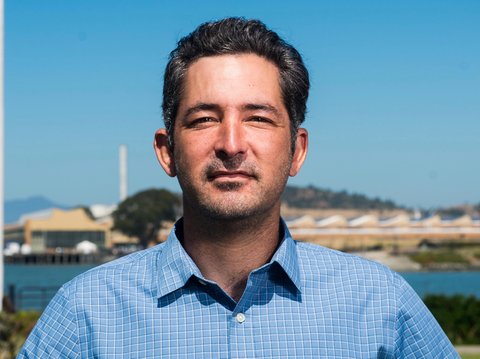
119;144;128;202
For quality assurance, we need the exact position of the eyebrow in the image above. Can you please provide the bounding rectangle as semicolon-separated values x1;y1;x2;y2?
183;103;221;118
242;103;281;117
183;102;281;118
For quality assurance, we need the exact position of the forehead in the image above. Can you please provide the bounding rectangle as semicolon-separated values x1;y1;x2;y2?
179;54;284;110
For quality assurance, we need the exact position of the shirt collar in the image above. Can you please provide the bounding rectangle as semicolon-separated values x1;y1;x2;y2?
156;219;204;298
270;218;302;292
156;217;302;298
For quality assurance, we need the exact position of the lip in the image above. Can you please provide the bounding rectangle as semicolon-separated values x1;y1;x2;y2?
208;170;254;181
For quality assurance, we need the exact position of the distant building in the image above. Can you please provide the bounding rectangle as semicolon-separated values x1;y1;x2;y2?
87;204;140;251
4;208;109;254
285;213;480;251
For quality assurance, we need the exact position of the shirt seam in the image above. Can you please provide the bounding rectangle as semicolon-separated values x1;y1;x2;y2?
392;272;402;355
59;286;81;359
62;245;164;293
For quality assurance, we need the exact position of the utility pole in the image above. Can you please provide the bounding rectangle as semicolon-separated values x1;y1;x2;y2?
0;0;5;311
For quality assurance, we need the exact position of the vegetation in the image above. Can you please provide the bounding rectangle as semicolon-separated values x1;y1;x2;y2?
409;250;469;267
281;185;402;210
0;311;41;358
437;207;467;217
113;188;181;248
425;295;480;345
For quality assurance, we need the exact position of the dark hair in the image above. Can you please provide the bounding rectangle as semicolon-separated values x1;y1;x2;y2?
162;17;310;150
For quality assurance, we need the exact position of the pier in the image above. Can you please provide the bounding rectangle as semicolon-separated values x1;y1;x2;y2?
4;253;104;265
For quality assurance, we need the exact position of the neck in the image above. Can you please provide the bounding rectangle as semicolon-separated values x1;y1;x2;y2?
180;206;282;302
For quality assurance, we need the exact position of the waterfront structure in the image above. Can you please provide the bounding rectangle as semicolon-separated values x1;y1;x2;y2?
4;208;109;253
379;214;410;228
4;206;480;254
87;204;140;251
316;215;348;228
285;213;480;250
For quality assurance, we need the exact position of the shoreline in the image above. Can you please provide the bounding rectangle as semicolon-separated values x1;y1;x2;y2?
352;250;480;273
4;251;480;274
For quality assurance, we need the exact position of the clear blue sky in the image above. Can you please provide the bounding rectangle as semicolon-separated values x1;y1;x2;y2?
5;0;480;209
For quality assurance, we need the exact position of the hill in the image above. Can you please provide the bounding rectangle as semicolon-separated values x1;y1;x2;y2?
4;196;68;224
281;185;403;210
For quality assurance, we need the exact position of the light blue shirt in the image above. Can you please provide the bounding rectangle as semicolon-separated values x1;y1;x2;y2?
19;219;458;358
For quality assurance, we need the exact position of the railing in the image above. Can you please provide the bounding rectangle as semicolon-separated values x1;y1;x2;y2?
9;285;59;311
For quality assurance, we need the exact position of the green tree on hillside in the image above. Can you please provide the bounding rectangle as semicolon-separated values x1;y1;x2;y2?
113;189;181;248
281;185;400;210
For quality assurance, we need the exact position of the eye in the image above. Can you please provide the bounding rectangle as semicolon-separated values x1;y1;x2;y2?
246;116;278;128
187;117;217;128
248;116;272;124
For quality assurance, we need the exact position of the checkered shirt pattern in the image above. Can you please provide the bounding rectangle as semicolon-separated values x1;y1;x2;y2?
18;219;458;358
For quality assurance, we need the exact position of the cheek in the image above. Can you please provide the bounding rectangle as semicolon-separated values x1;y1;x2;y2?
252;133;290;159
185;134;213;152
174;137;211;171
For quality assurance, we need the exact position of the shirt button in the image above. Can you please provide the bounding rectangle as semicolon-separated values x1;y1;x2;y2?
235;313;246;323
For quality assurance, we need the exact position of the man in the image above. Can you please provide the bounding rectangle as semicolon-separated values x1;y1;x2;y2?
19;18;458;358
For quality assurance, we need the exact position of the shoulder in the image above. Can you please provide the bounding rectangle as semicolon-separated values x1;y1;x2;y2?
295;241;398;281
294;242;458;356
294;241;406;299
18;244;169;357
62;242;167;296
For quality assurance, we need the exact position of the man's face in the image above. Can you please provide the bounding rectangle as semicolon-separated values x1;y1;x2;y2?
156;54;307;220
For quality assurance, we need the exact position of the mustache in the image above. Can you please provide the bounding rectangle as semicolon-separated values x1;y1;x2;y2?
204;155;259;179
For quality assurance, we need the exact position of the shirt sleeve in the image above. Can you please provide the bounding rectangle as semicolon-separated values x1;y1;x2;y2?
393;274;460;359
17;287;80;359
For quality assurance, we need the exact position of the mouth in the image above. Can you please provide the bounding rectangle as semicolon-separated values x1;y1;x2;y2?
207;170;255;181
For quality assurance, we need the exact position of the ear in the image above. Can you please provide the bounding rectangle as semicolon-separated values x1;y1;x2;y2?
154;129;176;177
289;128;308;177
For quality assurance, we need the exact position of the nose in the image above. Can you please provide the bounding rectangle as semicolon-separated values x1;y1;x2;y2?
214;117;248;159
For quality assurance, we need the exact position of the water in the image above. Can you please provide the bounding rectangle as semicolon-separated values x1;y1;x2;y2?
400;271;480;299
4;264;480;310
4;263;98;290
4;264;98;309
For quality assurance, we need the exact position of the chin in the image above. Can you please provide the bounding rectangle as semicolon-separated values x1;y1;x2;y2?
199;196;273;222
213;181;244;191
202;203;254;220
